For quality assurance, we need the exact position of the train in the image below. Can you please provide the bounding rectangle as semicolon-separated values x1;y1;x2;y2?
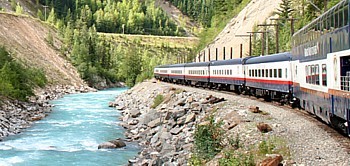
154;0;350;136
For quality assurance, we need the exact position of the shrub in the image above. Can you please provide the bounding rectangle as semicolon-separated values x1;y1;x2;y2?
0;46;47;101
219;150;255;166
151;94;164;108
193;115;224;161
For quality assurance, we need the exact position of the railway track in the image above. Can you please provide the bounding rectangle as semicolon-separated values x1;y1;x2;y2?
162;82;350;154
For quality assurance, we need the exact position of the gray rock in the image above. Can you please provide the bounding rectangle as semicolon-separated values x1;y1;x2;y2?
98;142;116;149
109;139;127;148
116;105;125;110
170;126;183;135
185;113;196;124
129;109;141;118
148;118;162;128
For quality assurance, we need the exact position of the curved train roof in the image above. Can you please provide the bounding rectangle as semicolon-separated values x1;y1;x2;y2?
168;63;186;68
244;52;291;64
210;58;243;66
185;61;210;67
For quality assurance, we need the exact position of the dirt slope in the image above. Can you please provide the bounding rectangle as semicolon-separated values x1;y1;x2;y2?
155;0;199;37
197;0;282;61
0;13;85;87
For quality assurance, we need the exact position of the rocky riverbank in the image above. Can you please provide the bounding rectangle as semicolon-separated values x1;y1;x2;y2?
0;85;95;140
113;80;350;166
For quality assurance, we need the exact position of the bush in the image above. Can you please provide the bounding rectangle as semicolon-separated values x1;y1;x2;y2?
151;94;164;108
0;46;47;100
193;115;224;161
219;151;255;166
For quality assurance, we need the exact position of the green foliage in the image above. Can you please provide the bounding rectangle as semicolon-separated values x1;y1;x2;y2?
151;94;164;109
15;2;23;14
193;115;224;161
228;133;241;149
11;0;16;11
46;31;54;46
259;139;275;155
219;150;255;166
37;9;44;21
0;46;47;101
38;0;184;36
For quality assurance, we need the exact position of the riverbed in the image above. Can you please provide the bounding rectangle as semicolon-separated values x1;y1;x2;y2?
0;88;138;166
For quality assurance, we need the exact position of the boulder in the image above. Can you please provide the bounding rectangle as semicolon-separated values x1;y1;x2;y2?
98;142;116;149
148;118;162;128
185;113;196;124
109;139;127;148
249;105;261;113
170;126;183;135
108;102;117;107
258;154;283;166
98;139;126;149
186;96;194;103
116;105;126;110
129;109;141;118
257;122;273;133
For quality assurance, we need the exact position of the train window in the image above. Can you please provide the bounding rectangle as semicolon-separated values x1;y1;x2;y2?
269;69;273;78
230;69;233;75
345;6;349;25
322;64;327;86
255;70;258;77
262;69;265;77
278;69;282;78
315;64;320;85
265;69;268;77
285;68;288;78
249;70;251;77
274;69;277;78
335;11;339;28
258;69;261;77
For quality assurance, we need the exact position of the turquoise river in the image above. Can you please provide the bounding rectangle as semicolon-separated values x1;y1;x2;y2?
0;88;138;166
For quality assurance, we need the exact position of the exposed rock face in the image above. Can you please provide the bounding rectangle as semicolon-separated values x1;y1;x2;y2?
113;81;227;165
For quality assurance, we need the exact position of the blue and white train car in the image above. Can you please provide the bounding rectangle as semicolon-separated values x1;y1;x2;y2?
154;65;169;81
291;0;350;134
168;63;186;84
244;52;293;101
184;62;210;86
209;59;245;92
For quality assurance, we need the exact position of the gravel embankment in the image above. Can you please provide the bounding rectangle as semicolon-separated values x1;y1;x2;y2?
113;80;350;165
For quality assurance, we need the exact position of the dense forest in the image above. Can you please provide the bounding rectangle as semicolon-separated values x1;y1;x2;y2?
32;0;192;88
38;0;184;36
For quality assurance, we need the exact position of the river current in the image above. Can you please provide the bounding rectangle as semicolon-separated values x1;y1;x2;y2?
0;88;138;166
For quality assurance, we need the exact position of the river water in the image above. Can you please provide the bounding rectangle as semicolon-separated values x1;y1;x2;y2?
0;88;138;166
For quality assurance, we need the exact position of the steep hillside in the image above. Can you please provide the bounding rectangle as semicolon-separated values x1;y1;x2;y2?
0;0;40;16
197;0;282;61
0;13;85;87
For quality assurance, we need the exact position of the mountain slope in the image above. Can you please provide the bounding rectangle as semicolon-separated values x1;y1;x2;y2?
198;0;282;60
0;13;85;87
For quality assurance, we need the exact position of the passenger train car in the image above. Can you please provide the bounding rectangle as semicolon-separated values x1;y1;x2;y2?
291;0;350;134
244;52;292;103
154;0;350;136
209;58;245;92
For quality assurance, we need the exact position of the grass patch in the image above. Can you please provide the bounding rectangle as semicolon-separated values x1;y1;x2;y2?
151;94;164;109
218;135;290;165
